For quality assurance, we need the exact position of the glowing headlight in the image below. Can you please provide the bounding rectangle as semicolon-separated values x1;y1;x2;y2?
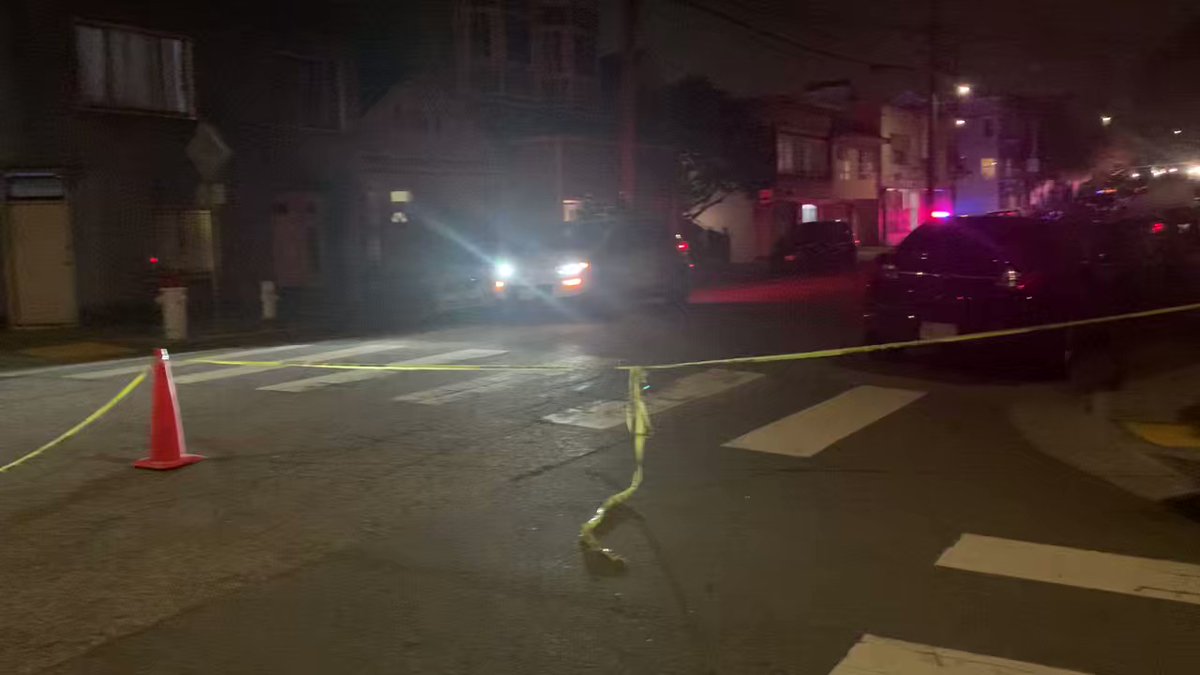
494;261;516;280
555;261;590;276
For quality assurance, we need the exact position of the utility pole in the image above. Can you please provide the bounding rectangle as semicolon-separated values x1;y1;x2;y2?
618;0;640;210
925;0;939;216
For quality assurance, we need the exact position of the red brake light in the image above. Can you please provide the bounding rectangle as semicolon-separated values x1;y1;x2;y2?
676;240;690;252
1151;222;1166;234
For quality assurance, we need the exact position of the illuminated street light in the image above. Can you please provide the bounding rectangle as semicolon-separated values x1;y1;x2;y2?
1174;129;1183;135
1100;115;1112;126
1188;166;1200;177
954;118;966;127
1130;172;1141;178
1168;167;1180;173
955;83;972;97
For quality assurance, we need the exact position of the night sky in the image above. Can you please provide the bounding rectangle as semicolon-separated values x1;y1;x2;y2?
601;0;1200;110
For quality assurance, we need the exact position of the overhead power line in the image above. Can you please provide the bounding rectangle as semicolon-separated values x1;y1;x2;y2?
669;0;915;71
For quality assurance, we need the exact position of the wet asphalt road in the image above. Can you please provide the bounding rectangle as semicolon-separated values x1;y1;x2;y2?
1;270;1199;675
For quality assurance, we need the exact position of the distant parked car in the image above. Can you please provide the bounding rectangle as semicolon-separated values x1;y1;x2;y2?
769;220;857;274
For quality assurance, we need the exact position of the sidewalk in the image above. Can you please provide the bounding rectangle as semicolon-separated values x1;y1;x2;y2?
0;320;293;372
1091;318;1200;491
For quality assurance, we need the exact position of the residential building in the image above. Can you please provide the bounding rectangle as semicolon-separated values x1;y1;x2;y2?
0;1;356;326
953;96;1043;216
729;96;882;260
455;0;600;110
879;96;953;246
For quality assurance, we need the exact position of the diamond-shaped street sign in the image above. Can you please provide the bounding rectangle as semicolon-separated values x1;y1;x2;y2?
186;122;232;180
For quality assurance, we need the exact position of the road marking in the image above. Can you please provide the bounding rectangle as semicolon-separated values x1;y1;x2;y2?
258;349;509;393
723;385;925;457
543;368;762;429
936;533;1200;606
174;342;404;385
66;343;314;380
829;634;1090;675
395;355;599;405
1122;421;1200;449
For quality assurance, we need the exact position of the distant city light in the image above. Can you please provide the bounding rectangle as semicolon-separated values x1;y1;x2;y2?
1100;115;1112;126
955;83;972;97
1151;167;1167;176
1174;129;1183;135
1188;166;1200;177
1130;172;1141;178
954;118;966;127
1168;167;1180;173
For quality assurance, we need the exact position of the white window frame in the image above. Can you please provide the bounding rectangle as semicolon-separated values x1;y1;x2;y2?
74;20;195;117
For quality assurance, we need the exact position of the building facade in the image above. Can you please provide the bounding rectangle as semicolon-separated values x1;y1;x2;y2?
0;0;357;326
879;98;953;246
953;96;1043;216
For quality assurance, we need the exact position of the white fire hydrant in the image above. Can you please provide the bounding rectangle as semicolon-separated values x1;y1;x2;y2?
157;286;188;341
260;280;278;321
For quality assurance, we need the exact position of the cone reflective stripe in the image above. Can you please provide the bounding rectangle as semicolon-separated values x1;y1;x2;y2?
134;349;205;470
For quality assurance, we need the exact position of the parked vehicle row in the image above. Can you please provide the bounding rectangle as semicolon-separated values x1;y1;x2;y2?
863;213;1200;355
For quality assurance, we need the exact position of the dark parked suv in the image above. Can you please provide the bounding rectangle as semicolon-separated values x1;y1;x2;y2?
864;215;1173;347
769;220;857;274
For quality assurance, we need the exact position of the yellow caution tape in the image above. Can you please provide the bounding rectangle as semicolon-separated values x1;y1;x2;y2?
183;358;580;372
626;301;1200;371
578;367;651;567
0;370;148;474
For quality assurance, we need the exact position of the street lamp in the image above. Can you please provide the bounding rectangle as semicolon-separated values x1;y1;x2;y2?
1173;129;1183;135
954;118;966;127
1100;115;1112;126
955;83;972;97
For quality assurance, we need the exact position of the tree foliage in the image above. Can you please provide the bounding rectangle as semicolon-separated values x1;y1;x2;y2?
662;77;773;220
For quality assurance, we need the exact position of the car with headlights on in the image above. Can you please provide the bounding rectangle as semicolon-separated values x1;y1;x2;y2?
490;218;690;311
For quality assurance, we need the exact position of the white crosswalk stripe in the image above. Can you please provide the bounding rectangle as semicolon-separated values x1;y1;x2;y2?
65;343;314;380
936;533;1200;606
395;355;600;405
174;342;406;385
543;368;762;429
829;634;1090;675
258;348;509;393
393;355;600;401
724;385;925;458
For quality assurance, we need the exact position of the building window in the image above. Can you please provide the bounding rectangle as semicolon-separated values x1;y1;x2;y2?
801;204;818;223
562;199;583;222
75;22;193;115
505;11;531;64
778;134;829;178
271;54;341;129
471;11;494;59
859;150;876;179
574;34;596;76
542;31;565;74
890;134;910;166
981;158;998;180
837;147;860;180
776;133;795;174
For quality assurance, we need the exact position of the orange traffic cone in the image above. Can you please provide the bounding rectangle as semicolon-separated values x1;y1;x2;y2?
134;349;205;470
